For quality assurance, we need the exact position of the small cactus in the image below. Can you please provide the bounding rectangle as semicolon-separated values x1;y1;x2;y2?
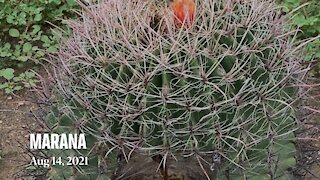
44;0;305;179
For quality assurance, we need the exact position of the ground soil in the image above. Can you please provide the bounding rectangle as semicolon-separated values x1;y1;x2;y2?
294;78;320;179
0;90;41;180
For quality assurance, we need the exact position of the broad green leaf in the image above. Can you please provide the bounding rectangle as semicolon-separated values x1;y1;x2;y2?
0;51;12;57
13;77;22;82
18;56;28;62
19;73;26;78
292;15;307;27
13;86;23;91
32;46;39;51
9;28;20;37
4;43;11;49
25;71;35;78
36;50;45;57
23;42;32;52
0;68;15;80
0;83;9;89
6;15;14;24
31;25;41;35
34;14;42;21
5;88;13;94
40;35;50;43
47;46;57;52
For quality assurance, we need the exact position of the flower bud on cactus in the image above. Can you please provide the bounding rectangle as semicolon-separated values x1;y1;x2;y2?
170;0;196;27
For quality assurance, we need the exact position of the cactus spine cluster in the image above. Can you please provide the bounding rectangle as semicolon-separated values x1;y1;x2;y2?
44;0;304;179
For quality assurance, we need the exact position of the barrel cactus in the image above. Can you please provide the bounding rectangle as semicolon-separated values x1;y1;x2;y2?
43;0;305;179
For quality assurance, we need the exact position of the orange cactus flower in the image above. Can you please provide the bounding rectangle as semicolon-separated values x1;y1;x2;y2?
169;0;196;27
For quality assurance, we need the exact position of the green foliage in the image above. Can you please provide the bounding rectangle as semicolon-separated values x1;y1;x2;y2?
0;68;37;93
38;0;305;179
278;0;320;36
0;0;78;93
278;0;320;75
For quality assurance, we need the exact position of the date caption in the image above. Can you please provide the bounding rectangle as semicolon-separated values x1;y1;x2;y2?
30;156;88;168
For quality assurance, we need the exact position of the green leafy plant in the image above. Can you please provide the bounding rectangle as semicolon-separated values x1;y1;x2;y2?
0;68;38;93
33;0;308;179
0;0;78;93
277;0;320;75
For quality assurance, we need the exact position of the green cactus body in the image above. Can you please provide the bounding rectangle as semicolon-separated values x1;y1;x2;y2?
43;0;304;179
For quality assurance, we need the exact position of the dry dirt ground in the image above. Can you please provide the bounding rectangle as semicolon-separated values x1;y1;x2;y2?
294;79;320;179
0;90;41;180
0;88;319;179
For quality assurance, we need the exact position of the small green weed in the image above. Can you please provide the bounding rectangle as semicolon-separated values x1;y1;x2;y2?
278;0;320;74
0;0;78;93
